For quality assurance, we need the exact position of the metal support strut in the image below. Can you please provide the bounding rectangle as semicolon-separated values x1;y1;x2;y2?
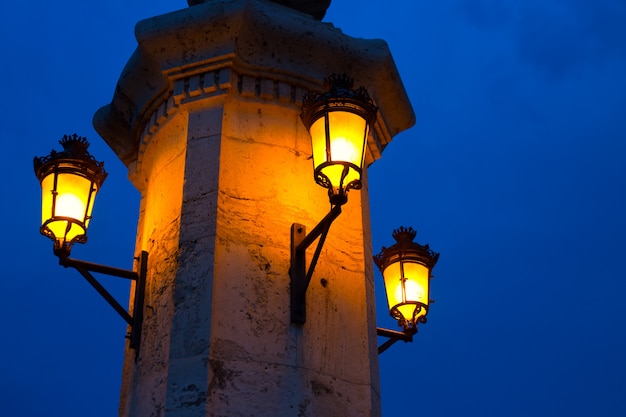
376;327;417;354
58;251;148;350
290;204;342;324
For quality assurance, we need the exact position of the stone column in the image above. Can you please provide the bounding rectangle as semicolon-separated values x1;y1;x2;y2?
94;1;414;416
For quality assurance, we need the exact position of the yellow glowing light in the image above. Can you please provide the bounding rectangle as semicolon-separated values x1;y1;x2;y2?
35;135;107;256
55;189;87;219
383;260;430;322
40;169;96;246
327;111;366;164
330;137;358;163
310;110;367;190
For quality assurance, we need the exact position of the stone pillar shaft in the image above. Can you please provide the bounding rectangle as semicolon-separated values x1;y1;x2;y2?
94;1;414;416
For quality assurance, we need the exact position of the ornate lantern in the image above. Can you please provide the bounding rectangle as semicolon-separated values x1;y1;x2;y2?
34;134;107;258
300;74;378;206
374;227;439;331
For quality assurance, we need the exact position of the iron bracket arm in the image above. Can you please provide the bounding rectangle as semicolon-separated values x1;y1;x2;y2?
58;251;148;350
290;204;342;324
376;327;416;354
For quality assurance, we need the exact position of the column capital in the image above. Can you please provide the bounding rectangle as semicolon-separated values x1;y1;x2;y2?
94;0;414;169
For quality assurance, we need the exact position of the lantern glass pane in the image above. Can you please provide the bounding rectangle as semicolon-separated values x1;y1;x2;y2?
40;173;55;226
310;116;327;170
383;260;430;322
397;304;419;321
402;261;429;306
41;168;96;245
309;111;367;190
55;172;93;221
382;262;403;311
327;111;366;166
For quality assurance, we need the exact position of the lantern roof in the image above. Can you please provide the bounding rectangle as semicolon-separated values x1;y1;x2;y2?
300;74;378;128
34;134;108;186
374;226;439;271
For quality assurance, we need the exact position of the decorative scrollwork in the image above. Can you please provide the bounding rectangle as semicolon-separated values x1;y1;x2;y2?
301;74;378;127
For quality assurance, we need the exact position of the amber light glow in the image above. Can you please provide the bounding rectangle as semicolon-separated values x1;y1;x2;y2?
382;260;430;323
34;135;107;257
300;74;377;205
40;165;98;250
309;110;368;195
374;227;439;330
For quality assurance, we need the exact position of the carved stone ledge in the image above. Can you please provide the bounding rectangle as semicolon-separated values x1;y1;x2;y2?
95;0;413;171
133;66;316;182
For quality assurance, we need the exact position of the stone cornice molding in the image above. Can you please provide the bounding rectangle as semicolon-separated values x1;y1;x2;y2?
133;65;315;183
94;0;414;169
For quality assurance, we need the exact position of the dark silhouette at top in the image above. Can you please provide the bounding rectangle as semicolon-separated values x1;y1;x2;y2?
187;0;331;20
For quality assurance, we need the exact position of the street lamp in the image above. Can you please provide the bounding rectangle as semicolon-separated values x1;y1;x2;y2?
290;74;377;324
35;85;437;354
300;73;378;206
374;226;439;353
34;134;147;349
34;134;107;258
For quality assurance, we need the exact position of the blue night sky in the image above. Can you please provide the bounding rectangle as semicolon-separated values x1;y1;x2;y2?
1;1;625;416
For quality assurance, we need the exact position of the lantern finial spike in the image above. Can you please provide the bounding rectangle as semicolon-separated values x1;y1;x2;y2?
392;226;417;243
324;73;354;92
60;133;89;147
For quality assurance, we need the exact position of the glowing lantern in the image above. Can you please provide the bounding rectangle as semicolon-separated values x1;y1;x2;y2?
34;134;107;257
374;227;439;331
300;74;378;205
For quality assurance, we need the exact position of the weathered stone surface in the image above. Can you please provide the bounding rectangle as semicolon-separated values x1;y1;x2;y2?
99;1;415;416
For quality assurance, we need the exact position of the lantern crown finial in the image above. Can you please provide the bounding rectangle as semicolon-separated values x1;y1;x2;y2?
311;74;377;118
59;133;89;152
392;226;417;243
34;134;107;186
375;226;440;268
325;73;354;92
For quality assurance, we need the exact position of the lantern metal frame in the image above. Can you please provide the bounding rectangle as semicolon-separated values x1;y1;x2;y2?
290;74;377;324
374;226;439;353
34;134;108;258
35;134;148;350
300;73;378;206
